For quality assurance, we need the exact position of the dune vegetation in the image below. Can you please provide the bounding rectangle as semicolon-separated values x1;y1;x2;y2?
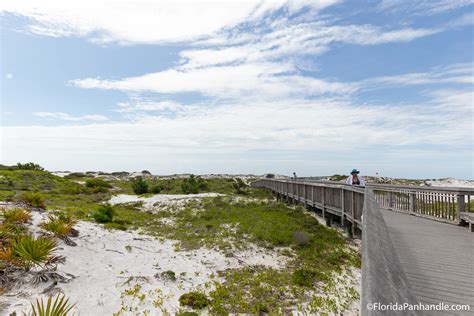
0;164;361;315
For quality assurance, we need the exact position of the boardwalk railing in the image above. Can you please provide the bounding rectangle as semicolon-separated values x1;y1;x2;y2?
252;179;365;234
253;179;474;225
371;183;472;223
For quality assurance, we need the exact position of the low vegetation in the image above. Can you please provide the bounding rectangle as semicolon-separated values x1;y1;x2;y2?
179;291;210;309
18;192;46;209
0;166;361;314
232;178;248;194
181;175;208;194
41;212;77;238
132;177;148;194
85;178;112;193
15;162;45;171
26;293;75;316
93;204;115;223
1;207;32;224
7;235;59;271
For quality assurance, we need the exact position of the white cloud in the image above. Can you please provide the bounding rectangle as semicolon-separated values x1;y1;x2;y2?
71;62;357;98
33;112;108;122
4;92;472;175
0;0;340;44
364;63;474;87
117;100;187;113
377;0;473;15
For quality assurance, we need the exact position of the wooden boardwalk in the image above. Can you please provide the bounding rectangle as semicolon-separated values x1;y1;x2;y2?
252;179;474;315
381;209;474;315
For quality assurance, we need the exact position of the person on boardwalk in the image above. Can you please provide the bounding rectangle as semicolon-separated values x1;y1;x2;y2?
346;169;365;186
293;172;298;181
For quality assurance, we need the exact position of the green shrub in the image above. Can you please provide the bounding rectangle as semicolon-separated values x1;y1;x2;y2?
161;270;176;281
132;177;148;194
150;184;163;194
18;192;46;209
85;178;111;189
61;182;86;195
179;291;210;309
16;162;44;171
181;175;207;194
329;174;347;181
84;178;111;193
27;293;75;316
291;269;326;287
93;204;115;223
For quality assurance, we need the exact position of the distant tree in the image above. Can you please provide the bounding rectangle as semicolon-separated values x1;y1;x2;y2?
265;173;275;179
141;170;152;175
16;162;44;171
132;177;148;194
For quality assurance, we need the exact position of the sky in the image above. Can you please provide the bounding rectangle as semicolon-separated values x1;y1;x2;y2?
0;0;473;178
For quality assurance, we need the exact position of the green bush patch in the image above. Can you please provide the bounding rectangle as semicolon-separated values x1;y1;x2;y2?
93;204;115;223
179;291;210;309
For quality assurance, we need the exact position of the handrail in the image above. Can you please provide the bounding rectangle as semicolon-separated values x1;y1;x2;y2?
361;189;418;315
292;179;474;193
252;178;365;234
258;179;472;221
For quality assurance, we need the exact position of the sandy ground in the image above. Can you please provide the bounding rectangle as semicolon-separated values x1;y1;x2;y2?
426;178;474;188
2;209;288;315
1;192;361;315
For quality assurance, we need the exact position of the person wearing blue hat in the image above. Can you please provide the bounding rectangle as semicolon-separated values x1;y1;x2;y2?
345;169;365;186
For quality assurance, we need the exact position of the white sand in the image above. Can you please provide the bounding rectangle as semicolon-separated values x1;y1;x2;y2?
426;178;474;189
2;210;287;315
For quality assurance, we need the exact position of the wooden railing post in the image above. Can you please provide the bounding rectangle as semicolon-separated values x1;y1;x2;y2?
341;188;345;222
322;187;326;218
409;192;416;214
303;184;307;207
457;193;465;223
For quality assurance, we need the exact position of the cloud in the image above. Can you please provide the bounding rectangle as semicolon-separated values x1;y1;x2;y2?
71;62;357;98
4;91;472;175
363;63;474;88
33;112;108;122
448;12;474;27
377;0;473;15
0;0;339;44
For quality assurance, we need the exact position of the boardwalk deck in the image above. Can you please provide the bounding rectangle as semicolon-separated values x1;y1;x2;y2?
381;209;474;315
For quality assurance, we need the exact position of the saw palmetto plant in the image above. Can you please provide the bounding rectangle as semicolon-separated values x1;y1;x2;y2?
11;235;58;271
26;294;76;316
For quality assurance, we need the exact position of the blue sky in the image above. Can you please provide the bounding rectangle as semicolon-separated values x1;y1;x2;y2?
1;0;473;178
